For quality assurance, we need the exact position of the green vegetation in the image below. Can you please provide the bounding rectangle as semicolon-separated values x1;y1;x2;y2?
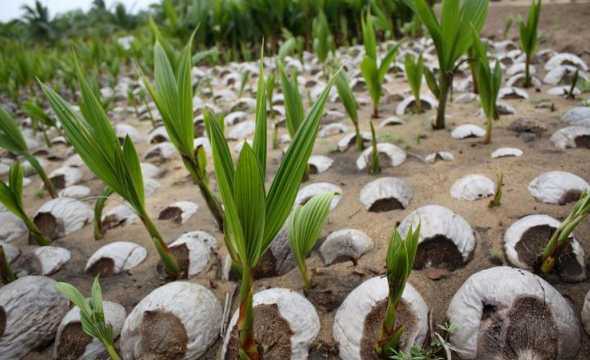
369;120;381;175
518;0;542;88
334;71;363;151
403;53;425;113
488;173;504;208
0;244;16;284
93;187;114;241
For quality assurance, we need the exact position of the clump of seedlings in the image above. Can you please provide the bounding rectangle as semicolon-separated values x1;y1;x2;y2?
0;162;51;246
376;225;421;357
403;53;425;113
144;36;225;230
41;61;181;278
471;31;502;144
518;0;542;88
55;277;121;360
0;106;57;198
334;71;363;151
288;192;335;289
541;191;590;274
361;10;400;118
205;57;334;357
408;0;489;129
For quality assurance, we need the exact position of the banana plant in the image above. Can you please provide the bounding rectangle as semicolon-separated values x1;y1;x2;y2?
407;0;489;129
56;277;121;360
205;58;335;358
518;0;541;88
403;53;425;113
361;11;400;118
541;191;590;274
334;71;363;151
143;36;225;231
376;224;420;356
0;162;51;246
40;60;181;279
471;31;501;144
0;106;57;198
0;244;16;284
288;192;335;290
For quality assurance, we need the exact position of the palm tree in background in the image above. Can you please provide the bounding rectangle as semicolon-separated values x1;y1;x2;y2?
21;0;54;41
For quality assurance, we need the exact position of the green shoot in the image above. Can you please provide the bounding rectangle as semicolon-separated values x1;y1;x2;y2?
518;0;541;88
334;71;363;151
40;59;181;278
361;10;400;118
567;69;579;100
403;54;425;113
488;173;503;208
0;106;57;198
541;191;590;274
238;70;251;98
94;187;114;240
0;244;17;284
279;63;304;139
23;99;57;148
471;31;502;144
266;72;279;150
377;225;421;357
503;16;515;39
288;192;335;290
0;162;51;246
406;0;489;129
144;35;225;230
312;10;335;65
205;56;334;358
55;277;121;360
369;120;381;175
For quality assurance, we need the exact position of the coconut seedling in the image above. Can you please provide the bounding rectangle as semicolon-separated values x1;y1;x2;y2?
312;9;335;65
471;31;502;144
369;120;381;175
488;173;504;208
0;162;51;246
361;10;401;118
407;0;489;129
143;36;225;230
93;187;114;240
205;59;334;358
40;62;181;279
334;71;364;151
0;106;57;198
238;70;251;98
55;277;121;360
541;191;590;274
518;0;541;88
288;192;335;290
23;98;58;148
266;71;279;150
376;224;421;357
0;244;16;284
403;53;425;113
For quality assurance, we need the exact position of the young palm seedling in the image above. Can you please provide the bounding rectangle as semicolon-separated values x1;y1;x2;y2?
471;31;502;144
23;98;58;148
144;36;225;230
403;54;425;113
0;106;57;198
369;120;381;175
0;244;17;284
0;162;51;246
40;61;181;278
376;224;420;357
488;173;503;208
335;71;364;151
288;192;335;290
206;58;335;358
407;0;489;129
361;11;400;118
312;10;335;65
541;191;590;274
266;72;279;150
518;0;541;88
56;277;121;360
93;187;114;240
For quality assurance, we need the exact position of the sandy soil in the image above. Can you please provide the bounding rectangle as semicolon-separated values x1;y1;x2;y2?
7;2;590;359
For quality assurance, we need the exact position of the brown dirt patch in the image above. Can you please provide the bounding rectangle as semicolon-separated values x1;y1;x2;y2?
414;235;464;271
56;322;93;360
477;296;559;360
86;257;115;277
33;213;60;241
360;299;417;359
158;206;183;224
368;197;405;212
50;175;66;190
0;306;5;337
157;243;190;279
140;310;188;360
574;135;590;149
560;190;582;205
305;271;365;312
225;303;293;359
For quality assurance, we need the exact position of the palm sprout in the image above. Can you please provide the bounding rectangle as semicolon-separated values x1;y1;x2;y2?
0;244;17;284
403;54;425;113
518;0;541;88
94;187;114;240
40;60;181;278
407;0;489;129
334;71;363;151
266;72;279;150
205;57;334;357
0;162;51;246
369;120;381;175
279;63;305;140
288;192;335;289
471;31;501;144
376;225;420;357
488;173;503;208
0;106;57;198
56;277;121;360
541;191;590;274
361;10;400;118
312;10;335;64
144;36;225;231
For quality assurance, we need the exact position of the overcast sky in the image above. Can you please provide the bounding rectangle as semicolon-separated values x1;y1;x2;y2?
1;0;160;23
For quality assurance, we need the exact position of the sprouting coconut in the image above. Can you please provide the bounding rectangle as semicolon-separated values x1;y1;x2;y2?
356;143;407;171
34;197;92;240
158;201;198;224
308;155;333;174
167;231;218;278
395;94;437;115
295;182;342;210
338;131;371;152
550;126;590;150
85;241;147;276
447;266;581;360
48;166;83;191
121;281;222;359
319;229;374;266
359;177;414;212
528;171;589;205
0;276;69;358
450;174;496;201
31;246;71;276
